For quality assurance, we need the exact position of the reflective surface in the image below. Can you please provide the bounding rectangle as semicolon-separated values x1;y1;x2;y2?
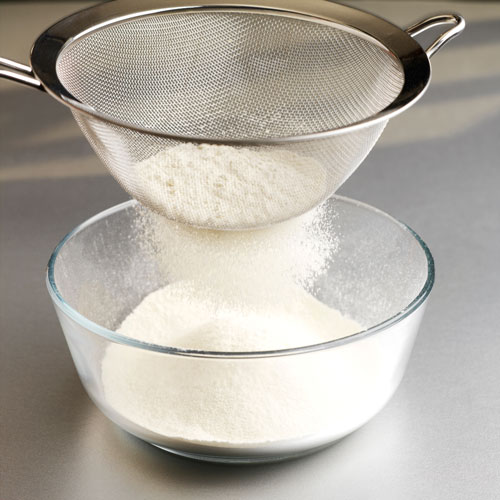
1;0;500;498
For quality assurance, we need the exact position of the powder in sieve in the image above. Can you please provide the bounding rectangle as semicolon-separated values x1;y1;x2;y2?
135;143;328;228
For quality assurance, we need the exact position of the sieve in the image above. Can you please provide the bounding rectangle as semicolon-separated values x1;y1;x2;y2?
0;1;464;230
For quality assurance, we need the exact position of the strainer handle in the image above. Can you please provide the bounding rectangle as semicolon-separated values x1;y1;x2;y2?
406;14;465;58
0;57;43;90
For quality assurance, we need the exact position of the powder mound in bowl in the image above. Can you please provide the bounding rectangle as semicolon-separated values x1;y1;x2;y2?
114;279;362;350
101;279;365;445
135;143;328;228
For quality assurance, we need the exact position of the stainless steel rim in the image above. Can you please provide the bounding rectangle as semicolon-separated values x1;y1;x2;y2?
30;0;433;144
46;196;435;358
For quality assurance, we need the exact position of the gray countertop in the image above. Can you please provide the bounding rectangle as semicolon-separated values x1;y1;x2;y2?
1;2;499;499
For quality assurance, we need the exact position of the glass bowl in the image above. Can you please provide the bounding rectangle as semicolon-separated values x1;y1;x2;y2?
46;196;434;463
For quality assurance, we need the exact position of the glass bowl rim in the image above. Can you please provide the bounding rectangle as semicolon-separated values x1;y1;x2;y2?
46;196;434;359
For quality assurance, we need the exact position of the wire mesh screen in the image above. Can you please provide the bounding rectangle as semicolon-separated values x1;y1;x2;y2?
57;10;404;138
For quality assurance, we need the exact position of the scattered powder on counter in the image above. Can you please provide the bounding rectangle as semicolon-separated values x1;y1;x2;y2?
135;143;328;228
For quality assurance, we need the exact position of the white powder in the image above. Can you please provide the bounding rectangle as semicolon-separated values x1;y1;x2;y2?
100;195;370;446
101;279;365;444
136;143;328;228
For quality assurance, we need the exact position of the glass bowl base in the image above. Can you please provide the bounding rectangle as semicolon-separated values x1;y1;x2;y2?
150;440;339;464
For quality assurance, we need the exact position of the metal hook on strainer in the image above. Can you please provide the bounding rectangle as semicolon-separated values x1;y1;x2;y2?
0;1;464;230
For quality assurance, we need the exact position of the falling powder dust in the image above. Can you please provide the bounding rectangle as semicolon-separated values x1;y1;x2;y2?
134;201;338;290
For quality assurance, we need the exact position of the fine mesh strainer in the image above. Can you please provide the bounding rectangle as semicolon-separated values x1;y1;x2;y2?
0;0;464;230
